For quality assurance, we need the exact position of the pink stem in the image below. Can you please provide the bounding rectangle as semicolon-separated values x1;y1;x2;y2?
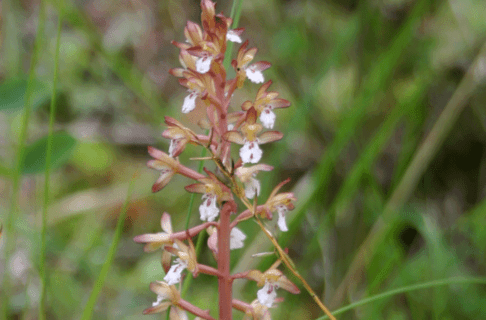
232;299;251;313
231;205;265;228
197;264;222;277
217;201;237;320
170;222;218;240
178;299;216;320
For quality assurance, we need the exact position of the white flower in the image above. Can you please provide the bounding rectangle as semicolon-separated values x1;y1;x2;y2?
257;282;277;308
277;205;288;232
245;65;264;83
244;177;261;199
260;107;276;129
199;194;220;222
163;258;188;285
230;227;247;250
182;92;197;113
240;140;263;164
226;30;242;43
196;55;213;73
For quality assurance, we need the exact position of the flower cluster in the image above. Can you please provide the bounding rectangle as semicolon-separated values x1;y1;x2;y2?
134;1;298;319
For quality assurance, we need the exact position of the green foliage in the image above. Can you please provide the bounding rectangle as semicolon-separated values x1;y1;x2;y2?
0;78;50;113
2;0;486;319
21;132;77;174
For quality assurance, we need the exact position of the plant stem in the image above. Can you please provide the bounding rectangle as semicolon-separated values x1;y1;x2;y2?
218;201;236;319
1;1;46;318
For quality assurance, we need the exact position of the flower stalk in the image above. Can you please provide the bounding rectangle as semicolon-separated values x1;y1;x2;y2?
133;1;335;319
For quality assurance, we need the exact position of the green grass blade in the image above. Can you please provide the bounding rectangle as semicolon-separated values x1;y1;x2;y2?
80;176;137;320
39;4;63;319
301;73;433;259
280;0;429;249
317;277;486;319
1;1;47;318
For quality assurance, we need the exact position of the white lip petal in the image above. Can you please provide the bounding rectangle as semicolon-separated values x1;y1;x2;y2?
240;141;263;164
182;93;197;113
163;259;187;285
226;30;242;43
196;55;213;73
260;108;276;129
245;67;264;83
277;206;288;232
244;177;261;199
257;282;277;308
199;194;220;222
230;227;247;250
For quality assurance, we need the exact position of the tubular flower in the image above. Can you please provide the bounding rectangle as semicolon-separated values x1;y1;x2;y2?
147;147;180;192
178;70;216;113
133;212;173;252
185;169;233;222
241;81;291;129
242;300;272;320
162;116;199;157
164;258;188;285
143;281;180;315
235;164;273;199
164;239;199;280
232;40;271;87
224;107;283;164
246;267;300;307
261;178;296;231
171;0;230;75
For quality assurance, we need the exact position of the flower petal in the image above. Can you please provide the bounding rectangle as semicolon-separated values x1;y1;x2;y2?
244;177;261;199
245;67;264;83
133;233;170;244
152;170;175;193
257;131;283;144
164;259;187;285
182;92;197;113
240;141;263;164
223;130;245;145
259;108;276;129
257;282;277;308
277;207;288;232
196;55;213;73
230;227;247;249
199;194;219;221
160;212;173;234
227;30;243;43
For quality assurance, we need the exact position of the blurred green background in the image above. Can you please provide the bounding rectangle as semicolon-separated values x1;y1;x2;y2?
1;0;486;319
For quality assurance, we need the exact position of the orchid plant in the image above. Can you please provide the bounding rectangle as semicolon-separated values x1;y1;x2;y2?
133;1;335;319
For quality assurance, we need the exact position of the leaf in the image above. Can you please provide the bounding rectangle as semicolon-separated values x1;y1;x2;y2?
0;78;50;112
22;132;77;174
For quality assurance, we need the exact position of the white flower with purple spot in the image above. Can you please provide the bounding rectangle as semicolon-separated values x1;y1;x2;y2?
196;55;213;73
182;91;197;113
257;281;277;308
240;140;263;164
245;65;265;83
199;194;219;222
163;258;187;285
260;106;276;129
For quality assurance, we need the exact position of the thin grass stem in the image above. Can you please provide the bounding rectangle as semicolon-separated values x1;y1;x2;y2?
1;1;46;318
80;175;137;320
